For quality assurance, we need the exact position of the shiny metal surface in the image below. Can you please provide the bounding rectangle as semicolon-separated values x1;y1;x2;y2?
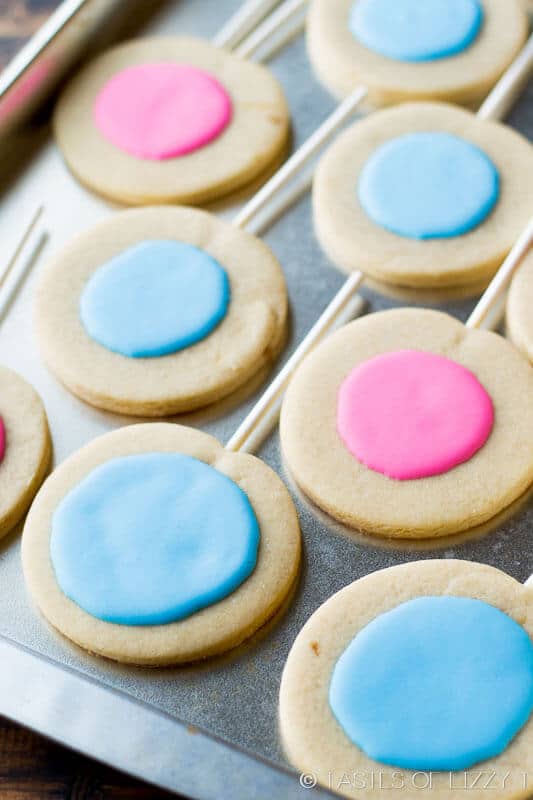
0;634;335;799
0;0;138;139
0;1;531;797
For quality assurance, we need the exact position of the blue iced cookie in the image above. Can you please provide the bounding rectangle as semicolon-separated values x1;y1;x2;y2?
35;207;288;415
280;560;533;799
22;424;301;665
307;0;527;105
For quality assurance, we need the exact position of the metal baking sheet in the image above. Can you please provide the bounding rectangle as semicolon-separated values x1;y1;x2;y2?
0;1;532;797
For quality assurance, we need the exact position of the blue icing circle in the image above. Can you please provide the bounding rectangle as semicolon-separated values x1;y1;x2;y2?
349;0;483;63
329;596;533;771
50;453;260;626
80;240;230;358
358;132;499;240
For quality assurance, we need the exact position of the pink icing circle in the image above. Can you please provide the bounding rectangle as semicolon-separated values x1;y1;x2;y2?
337;349;494;480
0;416;5;465
93;63;232;160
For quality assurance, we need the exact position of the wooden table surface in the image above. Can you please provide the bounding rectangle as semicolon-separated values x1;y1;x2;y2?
0;715;181;799
0;2;183;796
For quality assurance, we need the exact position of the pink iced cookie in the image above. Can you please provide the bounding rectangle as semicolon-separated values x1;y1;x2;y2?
94;63;232;160
0;416;5;464
337;349;494;480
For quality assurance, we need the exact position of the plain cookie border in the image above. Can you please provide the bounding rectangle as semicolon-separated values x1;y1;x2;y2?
0;365;51;540
507;250;533;364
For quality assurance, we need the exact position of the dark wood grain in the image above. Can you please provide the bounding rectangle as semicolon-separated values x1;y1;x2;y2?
0;714;180;799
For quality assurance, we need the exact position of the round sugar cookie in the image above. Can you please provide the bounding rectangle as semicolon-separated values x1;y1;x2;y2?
313;103;533;288
53;37;290;206
507;251;533;365
34;206;288;416
307;0;528;106
280;559;533;800
280;308;533;538
0;366;51;539
22;423;301;665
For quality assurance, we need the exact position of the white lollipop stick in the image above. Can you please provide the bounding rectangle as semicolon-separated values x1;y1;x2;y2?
0;206;45;324
216;0;307;59
234;0;308;60
0;206;43;290
213;0;284;50
467;215;533;329
226;272;365;453
477;33;533;121
225;89;368;452
225;34;533;455
233;86;367;231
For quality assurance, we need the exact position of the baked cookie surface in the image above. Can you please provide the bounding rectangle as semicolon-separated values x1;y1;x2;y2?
35;206;288;416
507;251;533;364
53;37;289;206
22;423;301;665
0;366;50;540
280;308;533;538
313;103;533;288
